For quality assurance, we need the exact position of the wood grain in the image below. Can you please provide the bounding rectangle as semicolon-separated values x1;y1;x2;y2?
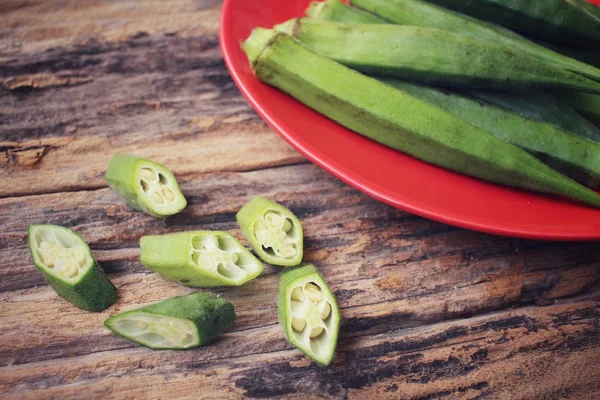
1;0;600;399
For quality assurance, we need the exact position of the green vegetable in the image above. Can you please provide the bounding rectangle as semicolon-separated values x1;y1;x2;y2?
464;90;600;143
278;265;340;366
381;78;600;189
420;0;600;48
306;0;386;24
105;154;187;218
140;231;264;287
28;224;117;312
104;292;236;349
349;0;600;83
242;29;600;208
274;18;600;93
236;197;303;266
554;91;600;127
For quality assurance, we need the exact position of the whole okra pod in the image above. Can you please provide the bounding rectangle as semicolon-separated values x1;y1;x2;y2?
349;0;600;83
274;18;600;94
306;0;386;24
242;29;600;208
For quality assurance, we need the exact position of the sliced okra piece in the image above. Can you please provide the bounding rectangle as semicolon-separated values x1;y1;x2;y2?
236;197;303;267
104;291;236;350
28;224;117;312
141;231;264;287
278;264;340;365
105;154;186;218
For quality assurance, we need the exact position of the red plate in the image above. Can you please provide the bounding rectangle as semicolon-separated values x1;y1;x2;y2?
220;0;600;241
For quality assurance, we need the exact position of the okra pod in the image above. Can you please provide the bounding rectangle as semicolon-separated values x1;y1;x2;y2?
242;29;600;208
554;91;600;127
236;197;303;267
105;154;187;218
381;78;600;189
464;90;600;143
28;224;117;312
104;292;236;349
140;231;264;287
420;0;600;48
349;0;600;83
306;0;386;24
275;19;600;94
278;265;340;366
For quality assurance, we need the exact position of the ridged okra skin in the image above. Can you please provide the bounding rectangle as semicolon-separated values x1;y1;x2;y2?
420;0;600;48
104;292;236;349
236;197;304;267
242;29;600;208
381;78;600;189
105;154;187;218
349;0;600;83
464;90;600;144
140;231;264;287
28;224;117;312
278;265;340;366
306;0;386;24
274;18;600;94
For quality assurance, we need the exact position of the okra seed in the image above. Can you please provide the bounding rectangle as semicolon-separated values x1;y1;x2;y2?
140;180;149;192
309;326;324;339
41;252;55;267
153;192;164;204
305;283;323;302
73;249;86;265
283;219;292;232
137;321;148;330
264;211;283;228
40;241;54;249
162;188;175;201
320;302;331;320
254;221;269;242
291;286;305;302
291;317;307;332
141;168;156;181
279;244;297;259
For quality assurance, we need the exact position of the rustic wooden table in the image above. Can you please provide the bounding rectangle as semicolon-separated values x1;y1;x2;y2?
2;1;600;399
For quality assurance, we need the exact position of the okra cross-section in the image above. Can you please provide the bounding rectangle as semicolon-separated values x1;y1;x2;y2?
141;231;264;287
28;224;117;312
104;291;236;349
105;154;187;218
278;265;340;365
236;197;303;266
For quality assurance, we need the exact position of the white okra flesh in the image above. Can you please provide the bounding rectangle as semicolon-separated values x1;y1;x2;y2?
253;210;299;260
31;227;91;280
109;312;198;349
138;164;178;208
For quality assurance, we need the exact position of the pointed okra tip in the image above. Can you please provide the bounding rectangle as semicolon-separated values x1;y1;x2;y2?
242;27;280;68
273;18;300;36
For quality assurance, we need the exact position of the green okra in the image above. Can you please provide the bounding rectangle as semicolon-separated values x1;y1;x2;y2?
242;29;600;208
274;19;600;94
306;0;387;24
104;292;236;350
381;78;600;189
464;90;600;143
105;154;187;218
554;91;600;127
349;0;600;83
28;224;117;312
278;265;340;366
236;197;303;267
420;0;600;48
140;231;264;287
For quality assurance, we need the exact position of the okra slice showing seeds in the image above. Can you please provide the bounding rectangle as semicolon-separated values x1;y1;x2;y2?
105;154;186;218
104;291;236;349
236;197;303;266
28;224;117;312
141;231;264;287
278;265;340;365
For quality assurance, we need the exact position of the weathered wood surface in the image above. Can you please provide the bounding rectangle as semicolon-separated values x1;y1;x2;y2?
1;1;600;399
